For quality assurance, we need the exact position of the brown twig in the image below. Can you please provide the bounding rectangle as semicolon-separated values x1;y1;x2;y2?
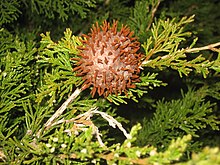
185;42;220;53
146;0;161;32
141;42;220;67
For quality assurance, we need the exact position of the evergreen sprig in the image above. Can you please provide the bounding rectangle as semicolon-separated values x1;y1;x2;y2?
211;52;220;73
136;88;220;148
0;0;21;26
0;118;194;165
178;147;220;165
36;29;82;106
141;15;214;78
107;72;166;105
1;1;220;164
0;28;37;141
128;0;161;40
25;0;96;21
149;134;192;164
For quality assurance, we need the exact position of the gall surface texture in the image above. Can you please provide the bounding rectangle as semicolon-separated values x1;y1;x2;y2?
72;20;142;97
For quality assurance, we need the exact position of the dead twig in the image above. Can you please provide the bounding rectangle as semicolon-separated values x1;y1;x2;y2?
146;0;161;32
185;42;220;53
52;107;131;147
44;88;82;129
36;88;82;137
141;42;220;67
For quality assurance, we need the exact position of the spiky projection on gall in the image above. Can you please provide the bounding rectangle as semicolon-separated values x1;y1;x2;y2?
72;20;143;97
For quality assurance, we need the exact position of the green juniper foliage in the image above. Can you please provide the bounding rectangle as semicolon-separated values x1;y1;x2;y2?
160;0;220;46
1;0;220;164
136;88;219;147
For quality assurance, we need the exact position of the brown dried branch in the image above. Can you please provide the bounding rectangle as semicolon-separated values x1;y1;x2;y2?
146;0;161;32
185;42;220;53
141;42;220;66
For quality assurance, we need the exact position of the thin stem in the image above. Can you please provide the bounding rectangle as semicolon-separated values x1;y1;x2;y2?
185;42;220;53
146;0;161;32
141;42;220;66
44;88;82;129
49;107;131;147
94;110;131;139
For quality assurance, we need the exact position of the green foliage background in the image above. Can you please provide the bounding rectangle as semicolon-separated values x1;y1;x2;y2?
0;0;220;164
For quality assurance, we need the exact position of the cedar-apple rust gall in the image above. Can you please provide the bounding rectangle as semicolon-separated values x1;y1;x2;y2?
72;20;143;97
